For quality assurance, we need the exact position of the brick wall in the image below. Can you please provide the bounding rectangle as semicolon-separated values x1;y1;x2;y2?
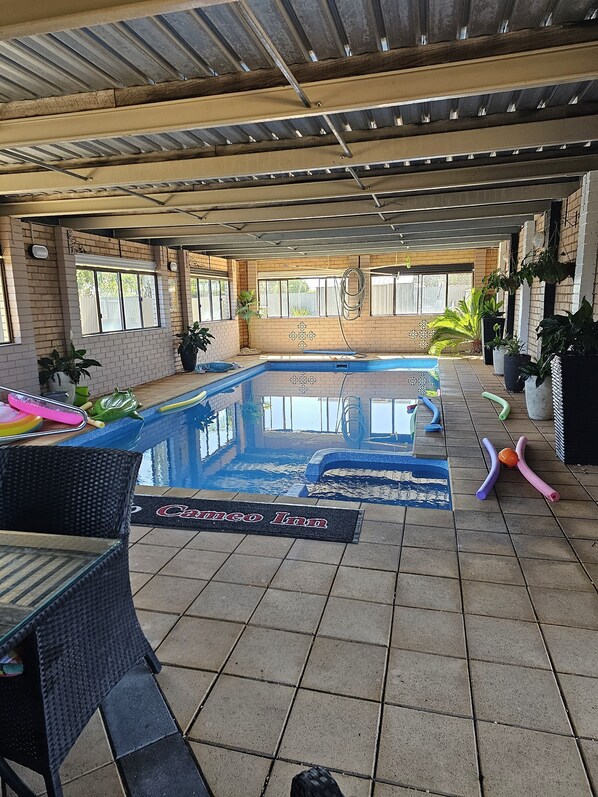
554;187;582;315
245;248;497;354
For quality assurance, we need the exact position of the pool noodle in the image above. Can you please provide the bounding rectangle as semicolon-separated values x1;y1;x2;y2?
515;436;560;502
159;390;207;413
418;394;443;432
476;438;500;500
482;391;511;421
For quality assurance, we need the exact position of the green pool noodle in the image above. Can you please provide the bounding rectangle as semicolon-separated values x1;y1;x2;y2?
482;391;511;421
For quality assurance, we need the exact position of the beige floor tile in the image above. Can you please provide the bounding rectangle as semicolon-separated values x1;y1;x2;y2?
520;559;594;591
265;761;370;797
130;571;152;594
402;524;456;551
279;689;379;776
373;785;440;796
190;744;271;797
186;531;245;552
331;566;396;604
559;674;598;739
134;575;207;614
391;606;466;658
358;520;404;546
395;573;462;612
270;559;337;595
500;496;552;516
454;510;506;532
405;507;455;528
341;542;401;572
213;553;282;586
250;588;326;633
157;616;243;670
454;493;500;513
156;666;215;731
159;548;230;580
542;625;598;677
512;535;576;561
477;722;592;797
551;500;598;520
187;581;265;622
377;705;478;797
503;513;564;537
529;587;598;629
459;552;524;585
235;535;295;558
287;539;346;564
301;636;386;701
558;517;598;540
457;530;514;556
465;615;549;669
399;547;459;579
190;675;294;755
386;649;471;716
60;765;125;797
136;609;178;649
580;740;598;792
139;528;198;547
470;660;570;734
129;526;151;543
224;626;311;685
570;539;598;563
60;711;113;783
362;504;406;523
462;580;535;621
129;543;178;574
319;596;392;646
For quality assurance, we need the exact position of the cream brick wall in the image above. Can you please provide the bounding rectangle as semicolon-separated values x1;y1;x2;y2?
554;187;582;315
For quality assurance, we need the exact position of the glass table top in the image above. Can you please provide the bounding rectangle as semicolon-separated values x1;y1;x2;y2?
0;531;120;649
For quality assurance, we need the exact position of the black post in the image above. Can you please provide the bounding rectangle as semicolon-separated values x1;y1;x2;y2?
543;200;562;319
505;231;519;336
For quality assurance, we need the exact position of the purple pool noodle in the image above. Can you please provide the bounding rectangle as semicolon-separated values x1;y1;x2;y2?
476;438;500;500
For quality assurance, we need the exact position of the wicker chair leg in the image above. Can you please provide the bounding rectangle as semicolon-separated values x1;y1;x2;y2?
0;758;38;797
145;649;162;674
43;772;64;797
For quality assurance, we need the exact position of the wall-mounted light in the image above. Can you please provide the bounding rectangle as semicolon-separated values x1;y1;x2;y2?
167;260;178;272
532;232;545;249
29;244;49;260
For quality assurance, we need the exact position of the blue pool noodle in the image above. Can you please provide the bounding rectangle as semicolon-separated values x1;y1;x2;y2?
418;395;443;432
477;437;500;500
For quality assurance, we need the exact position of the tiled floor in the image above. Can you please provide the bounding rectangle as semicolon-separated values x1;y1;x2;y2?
10;357;598;796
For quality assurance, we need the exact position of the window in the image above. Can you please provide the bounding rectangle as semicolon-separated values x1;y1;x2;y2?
263;396;339;433
0;260;11;344
258;277;340;318
77;268;159;335
198;407;235;459
371;270;472;316
191;276;231;322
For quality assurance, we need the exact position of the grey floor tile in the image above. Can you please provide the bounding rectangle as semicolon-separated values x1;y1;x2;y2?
270;558;337;595
157;616;243;670
250;588;326;633
287;539;346;565
60;711;113;783
363;504;406;523
130;571;152;595
301;637;386;701
477;721;592;797
570;539;598;563
500;496;552;516
392;606;466;658
402;525;456;551
265;761;370;797
580;740;598;793
395;573;462;612
134;575;207;614
459;552;524;585
60;764;125;797
224;625;311;685
462;580;535;621
319;596;392;646
542;624;598;677
454;510;506;532
160;548;230;580
140;528;198;548
529;587;598;629
558;517;598;540
190;743;271;797
470;660;570;734
386;648;472;716
156;666;215;731
186;531;245;552
129;544;178;574
186;581;265;623
520;559;594;591
512;535;576;561
551;500;598;520
331;566;396;604
235;535;295;558
212;553;282;586
279;689;380;776
559;674;598;739
400;547;459;579
504;514;563;537
359;520;404;546
377;705;478;797
341;542;401;571
465;615;549;669
457;530;514;556
190;675;294;756
136;610;178;649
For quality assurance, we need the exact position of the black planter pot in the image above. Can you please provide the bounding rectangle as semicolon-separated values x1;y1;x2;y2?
179;347;198;372
552;354;598;465
503;353;531;393
482;315;505;365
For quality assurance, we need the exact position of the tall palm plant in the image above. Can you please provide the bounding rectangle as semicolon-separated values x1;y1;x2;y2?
427;288;484;355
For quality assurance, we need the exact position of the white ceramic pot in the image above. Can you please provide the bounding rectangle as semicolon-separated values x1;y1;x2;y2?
46;373;76;404
525;376;553;421
492;346;506;376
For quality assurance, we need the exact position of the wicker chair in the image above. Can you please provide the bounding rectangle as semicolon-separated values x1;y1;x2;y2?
0;446;159;797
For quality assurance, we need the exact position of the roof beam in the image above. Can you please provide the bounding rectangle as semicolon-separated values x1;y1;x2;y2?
0;42;596;151
0;0;227;41
181;239;505;255
1;115;596;195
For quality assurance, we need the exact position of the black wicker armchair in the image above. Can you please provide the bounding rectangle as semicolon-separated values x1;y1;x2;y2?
0;446;159;797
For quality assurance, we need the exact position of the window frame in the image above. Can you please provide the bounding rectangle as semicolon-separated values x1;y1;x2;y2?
190;274;231;323
257;276;340;318
76;266;160;335
370;269;473;317
0;257;12;345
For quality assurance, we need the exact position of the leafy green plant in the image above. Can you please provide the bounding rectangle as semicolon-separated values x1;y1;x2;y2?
38;343;102;386
482;294;504;317
484;247;575;295
504;336;525;356
520;355;553;388
537;297;598;357
235;290;261;323
290;307;311;316
176;322;214;355
427;288;485;355
486;324;510;351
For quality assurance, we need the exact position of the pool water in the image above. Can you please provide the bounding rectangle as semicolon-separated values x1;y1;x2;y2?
65;359;450;507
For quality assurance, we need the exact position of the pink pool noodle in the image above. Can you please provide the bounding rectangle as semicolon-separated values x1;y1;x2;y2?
476;438;500;500
8;392;83;426
515;436;560;502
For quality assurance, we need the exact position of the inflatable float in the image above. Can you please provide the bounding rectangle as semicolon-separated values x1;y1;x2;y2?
476;435;560;502
0;402;43;437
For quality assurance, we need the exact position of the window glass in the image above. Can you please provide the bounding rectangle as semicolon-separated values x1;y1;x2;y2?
288;278;317;316
371;270;472;316
220;280;231;320
191;279;200;323
211;280;222;321
140;273;159;327
395;274;418;314
447;272;473;308
371;275;394;315
77;269;100;335
421;273;447;314
77;268;159;335
122;272;142;329
198;279;211;321
97;271;123;332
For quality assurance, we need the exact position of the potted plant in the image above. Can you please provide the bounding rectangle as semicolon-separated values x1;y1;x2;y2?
176;322;214;372
38;343;102;403
235;290;261;324
503;336;531;393
519;247;576;286
481;293;504;365
486;326;510;376
428;288;485;355
520;355;553;421
537;298;598;464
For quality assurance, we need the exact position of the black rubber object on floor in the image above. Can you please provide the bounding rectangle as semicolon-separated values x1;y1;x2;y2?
291;767;345;796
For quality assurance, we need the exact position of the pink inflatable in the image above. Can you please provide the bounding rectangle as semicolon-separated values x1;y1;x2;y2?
8;392;84;426
515;436;560;502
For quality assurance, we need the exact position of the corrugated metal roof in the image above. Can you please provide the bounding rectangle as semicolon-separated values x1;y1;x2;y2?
0;0;596;102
